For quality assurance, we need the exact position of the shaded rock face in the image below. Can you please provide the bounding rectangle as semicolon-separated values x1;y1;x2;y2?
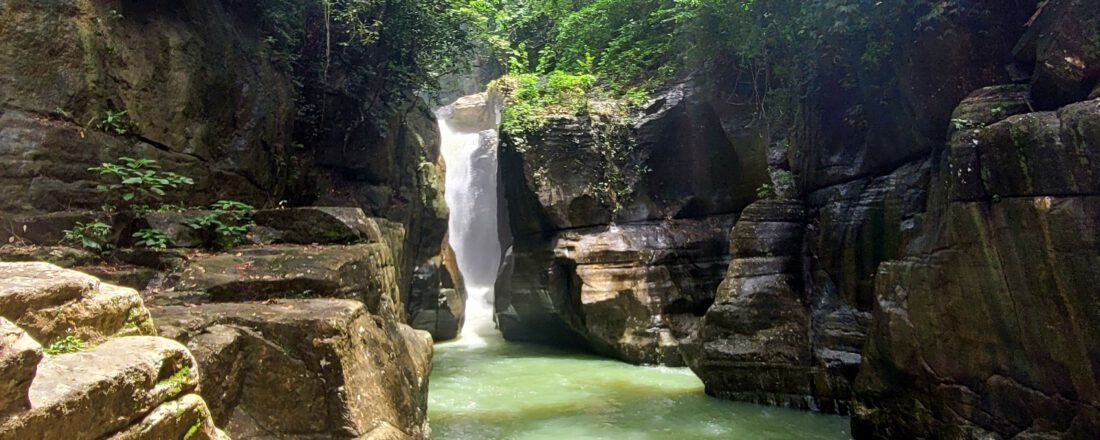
0;0;295;215
498;216;735;366
689;0;1039;420
152;299;433;440
851;84;1100;438
1014;0;1100;109
793;1;1032;192
406;251;465;341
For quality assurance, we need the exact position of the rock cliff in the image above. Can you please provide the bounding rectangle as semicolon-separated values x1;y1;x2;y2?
495;79;766;365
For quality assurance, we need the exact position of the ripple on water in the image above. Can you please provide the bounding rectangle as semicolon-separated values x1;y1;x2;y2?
429;335;852;440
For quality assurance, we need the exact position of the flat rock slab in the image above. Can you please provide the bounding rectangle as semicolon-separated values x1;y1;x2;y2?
176;244;401;318
152;299;433;439
0;336;205;440
0;262;156;344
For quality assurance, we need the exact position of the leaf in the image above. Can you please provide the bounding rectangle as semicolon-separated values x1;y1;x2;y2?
123;192;135;201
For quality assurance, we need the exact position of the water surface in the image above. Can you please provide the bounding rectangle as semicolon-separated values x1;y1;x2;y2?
429;334;852;440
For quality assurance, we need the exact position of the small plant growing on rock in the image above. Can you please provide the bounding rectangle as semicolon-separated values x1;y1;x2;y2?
756;182;776;200
91;157;194;210
62;221;113;252
44;334;87;355
756;169;796;200
188;200;256;249
97;109;135;135
133;228;172;249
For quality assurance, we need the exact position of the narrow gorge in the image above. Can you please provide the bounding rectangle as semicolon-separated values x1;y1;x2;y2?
1;1;1098;439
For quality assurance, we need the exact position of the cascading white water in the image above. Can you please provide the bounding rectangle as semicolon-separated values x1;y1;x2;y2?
437;94;502;347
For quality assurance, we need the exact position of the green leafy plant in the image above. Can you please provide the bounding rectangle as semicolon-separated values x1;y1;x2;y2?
62;221;113;252
91;157;194;208
756;183;775;200
98;110;135;135
188;201;256;250
133;228;172;249
44;334;87;355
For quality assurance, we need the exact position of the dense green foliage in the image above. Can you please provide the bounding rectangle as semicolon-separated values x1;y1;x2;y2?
260;0;476;131
468;1;951;125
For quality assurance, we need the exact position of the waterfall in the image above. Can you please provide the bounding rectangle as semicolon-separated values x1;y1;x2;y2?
437;94;502;346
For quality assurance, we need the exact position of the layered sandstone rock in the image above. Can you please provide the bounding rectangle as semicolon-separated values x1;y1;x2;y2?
0;336;223;440
496;80;765;364
691;200;813;407
0;318;39;418
500;216;735;365
0;262;155;345
152;299;433;439
176;244;402;319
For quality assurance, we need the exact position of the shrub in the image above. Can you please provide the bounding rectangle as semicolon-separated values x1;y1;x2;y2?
90;157;194;211
188;200;256;250
133;228;172;249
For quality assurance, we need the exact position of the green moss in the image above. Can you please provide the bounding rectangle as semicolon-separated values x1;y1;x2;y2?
184;419;204;440
158;366;193;396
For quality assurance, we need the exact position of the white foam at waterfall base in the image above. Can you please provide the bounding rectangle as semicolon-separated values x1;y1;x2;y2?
437;97;502;348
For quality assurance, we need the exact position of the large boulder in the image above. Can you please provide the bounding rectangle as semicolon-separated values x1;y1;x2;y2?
151;299;433;439
0;336;221;440
176;244;402;319
0;262;155;345
407;254;465;341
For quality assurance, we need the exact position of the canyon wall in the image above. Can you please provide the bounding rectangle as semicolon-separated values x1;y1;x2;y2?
496;0;1100;437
